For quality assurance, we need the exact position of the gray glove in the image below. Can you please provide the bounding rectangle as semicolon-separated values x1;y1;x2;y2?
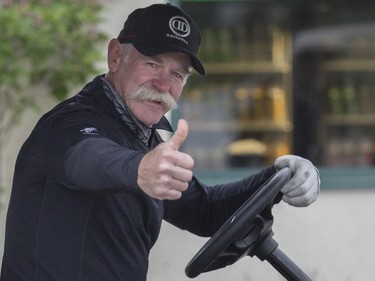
274;155;320;207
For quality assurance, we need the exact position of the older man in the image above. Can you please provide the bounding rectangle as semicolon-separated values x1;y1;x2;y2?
1;3;319;281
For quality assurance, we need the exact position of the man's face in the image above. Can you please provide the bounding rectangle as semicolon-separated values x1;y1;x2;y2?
108;41;191;127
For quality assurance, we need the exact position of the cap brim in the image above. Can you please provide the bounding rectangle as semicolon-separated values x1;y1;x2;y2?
133;42;205;76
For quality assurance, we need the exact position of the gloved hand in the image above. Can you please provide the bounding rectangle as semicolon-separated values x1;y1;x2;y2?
274;155;320;207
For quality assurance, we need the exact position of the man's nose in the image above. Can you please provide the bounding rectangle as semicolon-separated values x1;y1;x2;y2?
152;71;170;93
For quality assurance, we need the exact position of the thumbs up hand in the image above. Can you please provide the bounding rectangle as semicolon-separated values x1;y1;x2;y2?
137;119;194;200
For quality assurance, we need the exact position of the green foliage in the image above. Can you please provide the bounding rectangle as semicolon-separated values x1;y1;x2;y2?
0;0;107;129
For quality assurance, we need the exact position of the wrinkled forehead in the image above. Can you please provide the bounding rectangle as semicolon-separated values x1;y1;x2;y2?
129;45;192;74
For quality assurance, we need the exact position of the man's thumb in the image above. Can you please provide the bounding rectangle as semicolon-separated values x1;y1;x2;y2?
167;119;188;150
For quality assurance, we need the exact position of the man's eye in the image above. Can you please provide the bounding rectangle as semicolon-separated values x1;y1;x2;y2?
146;62;158;68
172;71;183;80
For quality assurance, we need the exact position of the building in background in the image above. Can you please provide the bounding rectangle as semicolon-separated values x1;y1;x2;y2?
178;0;375;189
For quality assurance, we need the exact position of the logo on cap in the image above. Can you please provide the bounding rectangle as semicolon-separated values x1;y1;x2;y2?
169;16;190;37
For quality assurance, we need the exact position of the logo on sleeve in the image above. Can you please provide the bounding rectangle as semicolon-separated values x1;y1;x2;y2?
80;127;99;136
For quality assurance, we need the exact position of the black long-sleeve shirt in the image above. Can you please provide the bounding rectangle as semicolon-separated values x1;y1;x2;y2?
1;76;276;281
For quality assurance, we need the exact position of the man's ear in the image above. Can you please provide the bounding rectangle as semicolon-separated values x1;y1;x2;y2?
107;38;122;72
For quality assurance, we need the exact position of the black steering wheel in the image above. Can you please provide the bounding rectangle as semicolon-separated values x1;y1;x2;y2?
185;167;312;281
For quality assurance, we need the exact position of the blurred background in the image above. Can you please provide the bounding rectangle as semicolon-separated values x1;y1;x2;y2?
1;0;375;280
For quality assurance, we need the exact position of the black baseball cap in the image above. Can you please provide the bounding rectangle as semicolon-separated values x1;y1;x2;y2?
117;3;205;75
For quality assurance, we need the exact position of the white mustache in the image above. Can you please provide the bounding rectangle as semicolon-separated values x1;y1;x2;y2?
129;86;177;111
